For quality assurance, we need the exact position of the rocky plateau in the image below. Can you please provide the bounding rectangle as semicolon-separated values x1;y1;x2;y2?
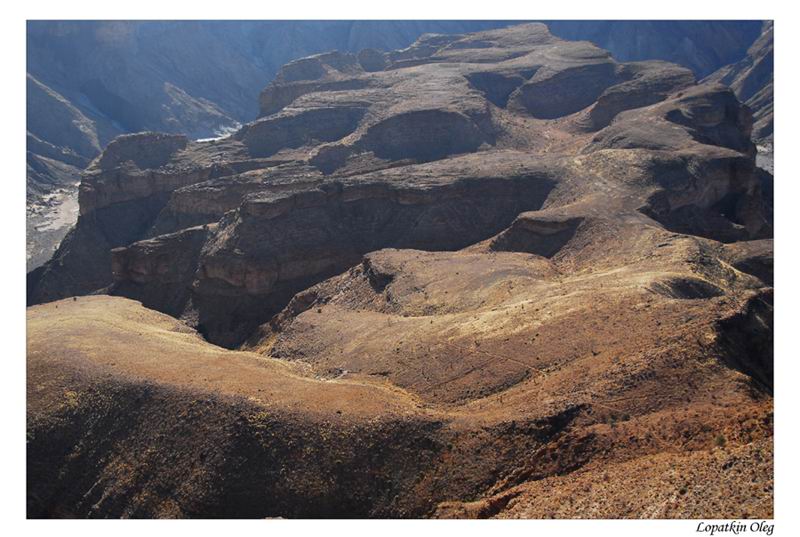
26;20;767;271
27;23;773;519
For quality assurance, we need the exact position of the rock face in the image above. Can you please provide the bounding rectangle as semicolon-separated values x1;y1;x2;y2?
704;21;773;143
191;162;556;346
546;20;764;78
27;23;773;519
25;21;520;271
584;61;695;130
26;73;111;271
26;20;768;271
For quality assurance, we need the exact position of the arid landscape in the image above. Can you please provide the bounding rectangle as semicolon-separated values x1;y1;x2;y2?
26;20;774;519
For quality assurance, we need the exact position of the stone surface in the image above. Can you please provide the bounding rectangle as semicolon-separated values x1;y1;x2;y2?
704;21;773;143
27;23;773;519
546;20;764;78
25;21;522;271
26;20;769;271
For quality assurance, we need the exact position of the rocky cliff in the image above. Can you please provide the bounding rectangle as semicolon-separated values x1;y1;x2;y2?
26;20;768;271
25;21;519;271
704;21;773;143
546;20;764;78
27;23;773;519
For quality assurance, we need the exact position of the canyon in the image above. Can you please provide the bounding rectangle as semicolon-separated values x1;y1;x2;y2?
26;20;767;270
27;22;773;519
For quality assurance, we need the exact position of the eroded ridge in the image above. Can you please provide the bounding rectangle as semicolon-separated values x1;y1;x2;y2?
27;23;772;519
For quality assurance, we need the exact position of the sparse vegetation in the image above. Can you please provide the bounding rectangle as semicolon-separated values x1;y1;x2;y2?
25;20;774;519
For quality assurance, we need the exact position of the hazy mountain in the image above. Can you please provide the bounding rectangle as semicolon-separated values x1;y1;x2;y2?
704;20;773;143
546;20;764;78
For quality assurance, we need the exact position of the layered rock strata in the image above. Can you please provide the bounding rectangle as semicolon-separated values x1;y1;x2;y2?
27;23;773;519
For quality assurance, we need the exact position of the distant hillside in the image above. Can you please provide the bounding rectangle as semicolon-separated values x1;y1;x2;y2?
547;20;764;78
704;21;773;143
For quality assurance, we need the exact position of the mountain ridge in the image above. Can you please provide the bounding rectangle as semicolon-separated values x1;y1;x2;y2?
27;22;773;519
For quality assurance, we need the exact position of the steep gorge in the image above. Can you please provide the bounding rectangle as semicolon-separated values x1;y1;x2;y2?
27;23;773;519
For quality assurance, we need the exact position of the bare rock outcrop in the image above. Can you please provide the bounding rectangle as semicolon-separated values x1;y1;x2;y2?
583;61;695;130
27;23;773;519
704;21;773;142
29;24;772;344
187;160;556;346
27;20;767;274
110;225;213;317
